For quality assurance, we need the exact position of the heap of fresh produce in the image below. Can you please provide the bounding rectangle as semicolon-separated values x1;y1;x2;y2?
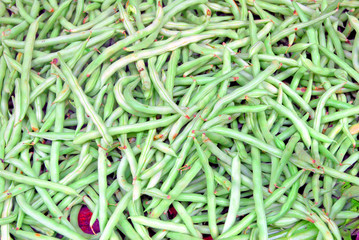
1;0;359;239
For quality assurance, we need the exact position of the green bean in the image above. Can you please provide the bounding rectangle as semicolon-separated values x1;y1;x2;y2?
148;57;189;117
193;138;218;237
292;152;359;186
38;0;71;39
149;160;202;218
10;226;61;239
165;49;181;97
218;169;303;238
318;44;359;83
79;5;164;80
101;34;215;85
55;53;113;146
250;146;268;239
173;201;202;238
73;0;85;25
264;96;312;147
322;105;359;123
132;215;196;235
16;194;85;240
166;232;202;240
209;61;280;119
222;155;240;233
72;3;115;32
208;126;282;158
18;17;39;122
1;193;13;239
271;10;337;44
6;28;113;49
32;31;115;67
0;170;78;196
100;190;132;240
48;78;65;183
73;114;180;144
220;105;268;115
0;184;33;203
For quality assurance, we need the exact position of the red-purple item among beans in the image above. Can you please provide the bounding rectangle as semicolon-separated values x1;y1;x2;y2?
78;206;100;235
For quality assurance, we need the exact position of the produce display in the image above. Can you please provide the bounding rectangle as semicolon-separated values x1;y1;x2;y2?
1;0;359;239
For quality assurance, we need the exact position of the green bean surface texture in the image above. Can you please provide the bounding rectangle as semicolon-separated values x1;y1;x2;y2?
1;0;359;239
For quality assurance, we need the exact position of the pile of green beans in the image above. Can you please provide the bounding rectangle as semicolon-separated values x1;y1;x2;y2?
1;0;359;239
